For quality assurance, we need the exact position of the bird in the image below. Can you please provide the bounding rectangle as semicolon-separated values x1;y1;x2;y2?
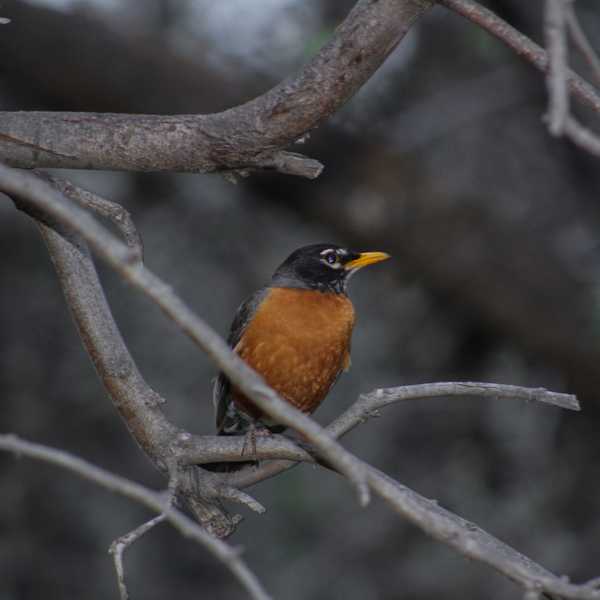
212;243;390;450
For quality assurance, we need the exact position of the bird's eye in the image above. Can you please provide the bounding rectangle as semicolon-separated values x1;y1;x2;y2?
325;253;337;265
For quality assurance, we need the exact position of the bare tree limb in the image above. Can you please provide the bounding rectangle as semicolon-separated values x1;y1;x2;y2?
10;169;250;537
225;428;600;600
0;0;433;176
0;434;271;600
439;0;600;158
174;382;578;466
542;0;600;157
225;396;600;600
437;0;600;114
330;382;579;436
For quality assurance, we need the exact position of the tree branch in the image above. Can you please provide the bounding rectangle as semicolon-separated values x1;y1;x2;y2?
545;0;570;135
439;0;600;158
174;382;578;466
14;171;250;537
563;115;600;157
566;2;600;87
542;0;600;156
223;387;598;600
0;434;271;600
109;514;167;600
50;175;143;262
437;0;600;114
0;0;433;176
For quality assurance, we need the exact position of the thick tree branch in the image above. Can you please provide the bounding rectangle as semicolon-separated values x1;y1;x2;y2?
0;0;433;176
0;434;271;600
13;171;255;537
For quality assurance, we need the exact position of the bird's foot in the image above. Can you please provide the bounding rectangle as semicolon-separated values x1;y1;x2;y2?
241;423;272;464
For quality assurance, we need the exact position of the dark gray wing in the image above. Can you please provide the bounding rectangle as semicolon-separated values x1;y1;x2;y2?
213;287;269;434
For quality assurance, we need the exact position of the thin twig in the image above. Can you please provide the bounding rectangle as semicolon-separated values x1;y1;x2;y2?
109;514;166;600
545;0;570;135
564;116;600;157
566;3;600;87
0;434;271;600
45;174;144;262
330;382;579;438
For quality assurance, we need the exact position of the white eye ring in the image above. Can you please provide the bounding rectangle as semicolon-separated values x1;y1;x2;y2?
320;249;342;268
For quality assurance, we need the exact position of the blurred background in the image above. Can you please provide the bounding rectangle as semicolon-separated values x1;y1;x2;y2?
2;0;600;598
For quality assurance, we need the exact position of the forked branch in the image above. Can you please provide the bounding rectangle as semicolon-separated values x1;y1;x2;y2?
0;434;271;600
439;0;600;157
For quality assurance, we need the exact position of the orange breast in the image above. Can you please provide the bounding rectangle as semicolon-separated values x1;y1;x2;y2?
232;287;355;422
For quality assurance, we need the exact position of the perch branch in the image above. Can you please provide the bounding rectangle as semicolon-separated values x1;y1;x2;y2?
0;0;433;176
175;382;578;466
0;434;271;600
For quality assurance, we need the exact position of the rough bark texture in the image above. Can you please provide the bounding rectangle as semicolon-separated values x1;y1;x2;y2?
0;0;433;175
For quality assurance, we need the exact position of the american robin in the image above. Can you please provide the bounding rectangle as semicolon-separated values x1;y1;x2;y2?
213;243;390;441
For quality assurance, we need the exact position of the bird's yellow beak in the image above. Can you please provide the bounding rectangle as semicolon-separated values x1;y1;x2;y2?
344;251;391;271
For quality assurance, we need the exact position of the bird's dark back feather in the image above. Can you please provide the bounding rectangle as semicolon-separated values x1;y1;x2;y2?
213;287;269;433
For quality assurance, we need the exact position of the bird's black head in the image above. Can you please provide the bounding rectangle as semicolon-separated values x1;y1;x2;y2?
271;243;390;294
